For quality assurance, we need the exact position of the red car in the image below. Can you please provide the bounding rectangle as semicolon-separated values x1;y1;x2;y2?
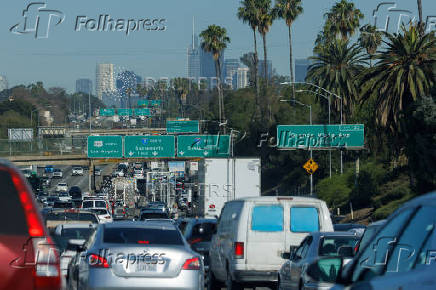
0;160;61;290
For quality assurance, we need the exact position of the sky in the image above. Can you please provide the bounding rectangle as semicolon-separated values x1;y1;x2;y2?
0;0;435;92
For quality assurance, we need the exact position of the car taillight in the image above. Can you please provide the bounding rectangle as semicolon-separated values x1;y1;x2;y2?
182;257;200;270
88;254;110;268
234;242;244;259
209;204;215;209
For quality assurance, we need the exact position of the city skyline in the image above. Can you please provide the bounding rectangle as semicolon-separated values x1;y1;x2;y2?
1;0;435;92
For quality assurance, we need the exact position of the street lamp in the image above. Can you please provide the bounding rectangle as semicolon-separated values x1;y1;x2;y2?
294;86;344;175
280;99;313;196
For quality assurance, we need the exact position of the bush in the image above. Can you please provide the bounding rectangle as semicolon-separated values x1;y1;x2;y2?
372;193;414;220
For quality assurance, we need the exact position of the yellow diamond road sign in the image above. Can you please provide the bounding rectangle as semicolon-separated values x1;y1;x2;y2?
303;158;318;175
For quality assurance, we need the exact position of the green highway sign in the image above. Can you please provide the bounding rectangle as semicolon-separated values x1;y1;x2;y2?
277;124;364;149
137;100;149;106
134;108;151;116
117;108;133;116
177;135;230;157
151;100;161;106
87;136;123;158
99;108;115;116
167;120;200;133
124;136;175;158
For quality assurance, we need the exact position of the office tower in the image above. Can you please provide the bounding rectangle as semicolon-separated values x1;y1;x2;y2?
187;28;201;79
295;59;311;82
237;66;249;89
75;78;92;95
257;60;273;80
0;75;8;92
96;63;116;100
116;71;140;108
224;59;240;89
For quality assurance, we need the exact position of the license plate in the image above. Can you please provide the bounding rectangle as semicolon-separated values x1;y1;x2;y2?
136;262;157;272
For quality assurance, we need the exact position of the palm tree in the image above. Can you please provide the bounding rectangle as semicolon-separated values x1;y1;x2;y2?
200;25;231;125
274;0;303;100
360;25;436;135
238;0;261;115
257;0;275;87
358;24;383;66
324;0;363;41
307;39;366;121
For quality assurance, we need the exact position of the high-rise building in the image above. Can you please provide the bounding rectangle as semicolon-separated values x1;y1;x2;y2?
187;34;201;79
295;59;311;82
75;78;92;95
116;71;140;108
96;63;116;100
224;59;240;89
0;75;8;92
237;66;249;89
257;60;273;80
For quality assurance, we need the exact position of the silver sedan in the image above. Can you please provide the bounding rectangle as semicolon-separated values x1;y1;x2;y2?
71;220;204;289
278;232;359;290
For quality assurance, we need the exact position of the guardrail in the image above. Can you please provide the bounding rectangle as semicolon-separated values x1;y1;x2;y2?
0;137;87;157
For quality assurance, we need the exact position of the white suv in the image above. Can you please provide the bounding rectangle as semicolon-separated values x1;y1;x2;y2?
72;167;84;176
56;182;68;192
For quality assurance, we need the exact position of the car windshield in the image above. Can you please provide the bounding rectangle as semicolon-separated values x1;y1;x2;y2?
58;183;66;186
103;227;183;245
319;236;359;257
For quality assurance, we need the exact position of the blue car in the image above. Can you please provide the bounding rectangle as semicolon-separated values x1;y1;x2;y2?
44;165;54;173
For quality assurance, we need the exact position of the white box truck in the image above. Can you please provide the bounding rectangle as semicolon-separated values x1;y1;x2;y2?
196;158;261;218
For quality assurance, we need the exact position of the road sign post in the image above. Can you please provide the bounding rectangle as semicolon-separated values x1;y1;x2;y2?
177;135;230;157
124;136;175;158
87;136;123;158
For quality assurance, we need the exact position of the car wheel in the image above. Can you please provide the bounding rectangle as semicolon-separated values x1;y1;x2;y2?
226;269;243;290
207;270;221;290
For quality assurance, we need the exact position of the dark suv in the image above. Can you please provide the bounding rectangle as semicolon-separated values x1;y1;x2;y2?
0;160;61;289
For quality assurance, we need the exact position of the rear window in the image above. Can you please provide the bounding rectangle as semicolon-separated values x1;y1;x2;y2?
290;207;319;232
45;212;98;223
92;209;108;215
186;222;217;242
319;236;359;256
251;205;284;232
0;170;28;235
95;201;106;208
82;201;93;208
140;212;169;220
53;202;73;208
103;227;183;245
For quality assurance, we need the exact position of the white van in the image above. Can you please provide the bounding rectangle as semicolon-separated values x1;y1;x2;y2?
208;196;333;289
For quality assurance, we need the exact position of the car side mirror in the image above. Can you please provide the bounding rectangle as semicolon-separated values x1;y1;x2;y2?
306;257;343;283
281;252;291;259
67;239;86;252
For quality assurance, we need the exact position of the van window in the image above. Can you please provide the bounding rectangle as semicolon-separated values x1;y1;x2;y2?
252;205;283;232
291;207;319;232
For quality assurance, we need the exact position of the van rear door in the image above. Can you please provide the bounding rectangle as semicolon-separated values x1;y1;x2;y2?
246;203;286;268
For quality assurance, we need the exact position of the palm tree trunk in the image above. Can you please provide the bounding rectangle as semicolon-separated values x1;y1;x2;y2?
217;57;225;124
262;33;268;87
253;27;261;119
288;25;295;101
214;59;222;124
417;0;424;35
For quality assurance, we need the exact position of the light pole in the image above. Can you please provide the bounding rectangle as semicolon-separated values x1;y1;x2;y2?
294;87;344;175
280;99;313;196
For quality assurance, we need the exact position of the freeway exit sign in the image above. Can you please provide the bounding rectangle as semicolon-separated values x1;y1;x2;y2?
99;108;115;116
167;120;200;133
124;136;175;158
177;135;230;157
117;108;133;116
134;108;151;116
87;136;123;158
277;124;364;149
